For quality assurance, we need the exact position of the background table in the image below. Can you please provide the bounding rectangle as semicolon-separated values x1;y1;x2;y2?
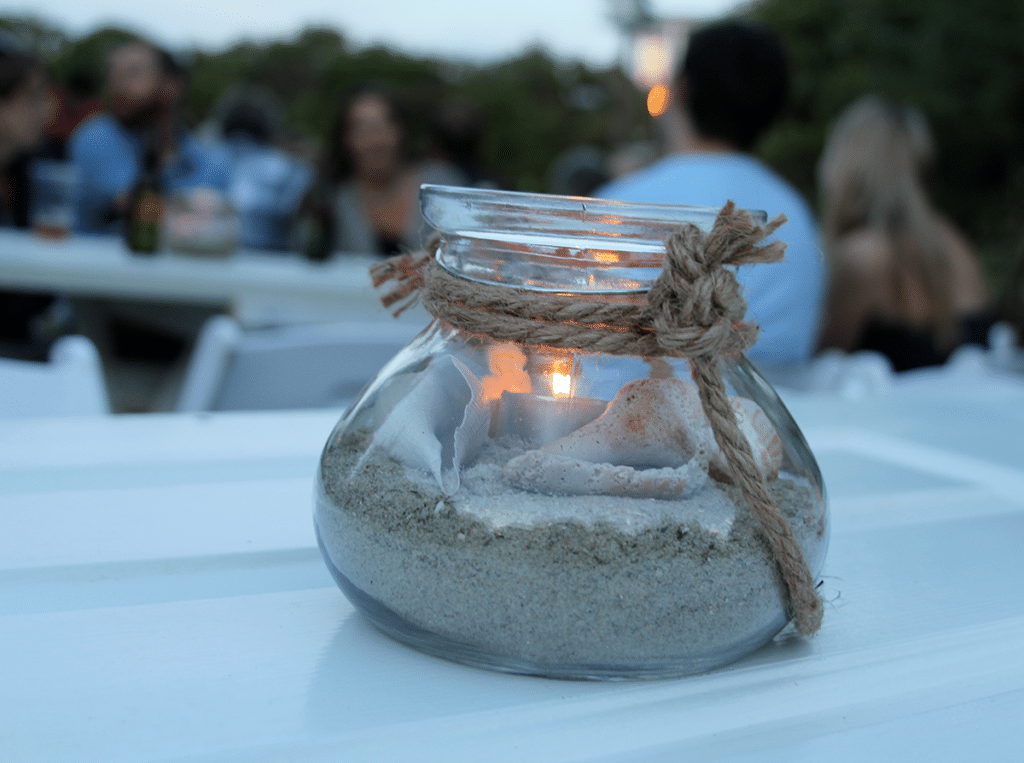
0;229;382;315
2;374;1023;762
1;230;430;411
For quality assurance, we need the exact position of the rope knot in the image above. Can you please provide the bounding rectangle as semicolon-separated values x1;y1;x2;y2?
648;200;787;359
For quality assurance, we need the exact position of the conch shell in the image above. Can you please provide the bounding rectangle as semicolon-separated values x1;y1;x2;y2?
502;377;783;497
361;355;489;495
503;378;712;498
504;450;708;500
538;377;714;468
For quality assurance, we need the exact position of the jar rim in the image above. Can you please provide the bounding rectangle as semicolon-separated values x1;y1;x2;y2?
421;184;766;240
420;184;769;294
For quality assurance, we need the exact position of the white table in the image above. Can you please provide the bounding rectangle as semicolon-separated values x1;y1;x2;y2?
0;229;430;411
0;229;380;311
2;375;1023;762
0;229;437;333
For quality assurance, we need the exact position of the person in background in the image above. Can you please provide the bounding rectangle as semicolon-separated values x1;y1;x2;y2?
0;32;75;360
815;95;993;371
69;37;231;234
44;67;103;157
318;82;465;256
596;20;825;366
0;32;54;226
217;90;312;251
427;98;505;190
546;144;610;198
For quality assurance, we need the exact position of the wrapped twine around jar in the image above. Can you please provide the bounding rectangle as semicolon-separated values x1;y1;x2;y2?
371;200;824;636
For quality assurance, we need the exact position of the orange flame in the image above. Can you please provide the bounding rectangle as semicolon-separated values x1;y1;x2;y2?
647;84;670;118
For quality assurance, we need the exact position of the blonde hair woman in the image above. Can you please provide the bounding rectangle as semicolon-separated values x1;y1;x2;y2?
816;95;992;371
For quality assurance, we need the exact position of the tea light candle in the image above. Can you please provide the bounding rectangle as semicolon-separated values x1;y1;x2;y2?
491;390;607;445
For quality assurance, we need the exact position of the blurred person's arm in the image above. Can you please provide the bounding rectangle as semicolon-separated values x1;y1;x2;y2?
737;196;827;365
937;216;991;316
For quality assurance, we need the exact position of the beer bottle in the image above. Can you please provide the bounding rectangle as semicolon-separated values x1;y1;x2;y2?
300;180;336;262
125;140;164;254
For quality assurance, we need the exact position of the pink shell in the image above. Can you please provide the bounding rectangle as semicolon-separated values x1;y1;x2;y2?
539;378;714;468
527;377;782;487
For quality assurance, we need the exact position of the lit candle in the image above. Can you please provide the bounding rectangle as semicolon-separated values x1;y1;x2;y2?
491;368;607;445
479;345;607;445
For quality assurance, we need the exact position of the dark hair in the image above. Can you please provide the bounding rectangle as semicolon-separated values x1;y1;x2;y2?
0;30;43;101
676;20;789;151
430;99;483;162
222;100;275;144
321;82;407;183
65;67;100;99
110;38;187;80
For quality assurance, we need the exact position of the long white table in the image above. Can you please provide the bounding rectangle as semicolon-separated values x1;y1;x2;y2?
2;374;1023;761
0;229;377;308
0;228;438;334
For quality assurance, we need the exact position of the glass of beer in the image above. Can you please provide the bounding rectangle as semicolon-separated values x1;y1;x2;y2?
29;159;80;239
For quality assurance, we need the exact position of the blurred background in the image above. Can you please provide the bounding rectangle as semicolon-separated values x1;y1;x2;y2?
2;0;1023;315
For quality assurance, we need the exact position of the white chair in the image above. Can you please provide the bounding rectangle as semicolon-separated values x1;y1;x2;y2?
176;315;427;412
0;335;111;418
768;321;1023;399
759;348;895;399
987;320;1024;374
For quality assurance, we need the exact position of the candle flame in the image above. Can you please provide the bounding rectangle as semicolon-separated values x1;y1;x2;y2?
551;372;571;397
647;84;670;118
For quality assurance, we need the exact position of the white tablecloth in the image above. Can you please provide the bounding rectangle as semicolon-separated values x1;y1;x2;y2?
2;375;1023;762
0;229;415;326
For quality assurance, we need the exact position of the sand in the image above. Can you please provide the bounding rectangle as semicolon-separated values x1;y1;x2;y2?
316;430;827;677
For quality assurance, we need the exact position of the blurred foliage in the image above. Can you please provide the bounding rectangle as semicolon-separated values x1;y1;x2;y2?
1;14;651;196
744;0;1024;300
4;2;1024;309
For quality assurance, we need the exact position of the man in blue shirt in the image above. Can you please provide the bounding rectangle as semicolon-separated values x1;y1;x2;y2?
597;21;825;366
70;38;230;234
217;95;313;251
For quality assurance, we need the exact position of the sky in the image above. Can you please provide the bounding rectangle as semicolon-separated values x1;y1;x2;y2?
3;0;746;67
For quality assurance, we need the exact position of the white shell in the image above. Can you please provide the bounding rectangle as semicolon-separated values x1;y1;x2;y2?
503;450;708;499
709;397;783;483
538;377;715;468
361;355;490;495
501;378;713;499
499;376;783;495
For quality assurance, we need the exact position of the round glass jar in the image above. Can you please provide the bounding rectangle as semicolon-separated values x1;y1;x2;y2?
314;185;828;680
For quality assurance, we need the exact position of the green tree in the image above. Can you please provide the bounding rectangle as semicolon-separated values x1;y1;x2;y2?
747;0;1024;288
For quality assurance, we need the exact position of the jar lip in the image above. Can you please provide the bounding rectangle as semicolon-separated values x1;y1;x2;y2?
420;184;769;294
420;183;767;240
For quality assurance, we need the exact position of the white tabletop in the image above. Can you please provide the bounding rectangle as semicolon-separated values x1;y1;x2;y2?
0;229;390;320
2;374;1023;762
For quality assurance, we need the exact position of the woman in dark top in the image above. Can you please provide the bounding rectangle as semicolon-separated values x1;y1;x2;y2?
316;83;464;257
0;35;51;225
0;34;71;360
815;95;993;372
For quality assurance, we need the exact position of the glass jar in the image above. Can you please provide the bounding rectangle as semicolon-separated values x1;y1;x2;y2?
314;185;828;680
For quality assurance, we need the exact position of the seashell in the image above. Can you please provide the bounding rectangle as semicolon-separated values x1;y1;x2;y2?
538;377;715;468
708;397;783;483
361;355;490;495
504;449;708;499
501;377;713;499
499;375;783;493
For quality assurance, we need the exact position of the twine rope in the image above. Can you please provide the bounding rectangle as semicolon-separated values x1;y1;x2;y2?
371;200;823;635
